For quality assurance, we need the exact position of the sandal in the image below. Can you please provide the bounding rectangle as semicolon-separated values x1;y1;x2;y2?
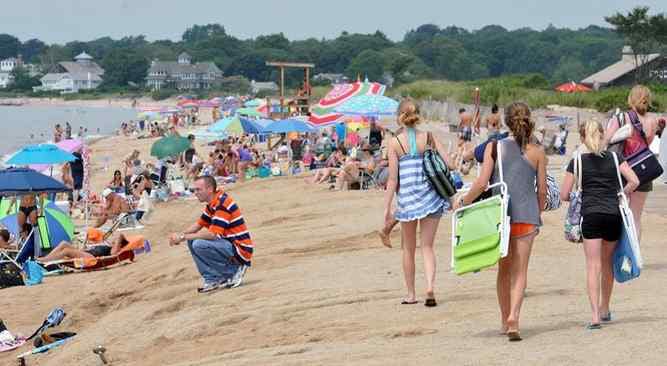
507;330;522;342
586;323;602;330
601;312;612;322
424;298;437;307
400;300;418;305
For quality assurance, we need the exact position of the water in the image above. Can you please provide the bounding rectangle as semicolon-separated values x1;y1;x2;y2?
0;105;138;156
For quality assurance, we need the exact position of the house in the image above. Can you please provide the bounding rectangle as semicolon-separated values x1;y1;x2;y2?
581;46;667;88
146;52;223;90
250;80;279;94
0;72;11;88
0;56;22;88
313;73;348;84
34;52;104;93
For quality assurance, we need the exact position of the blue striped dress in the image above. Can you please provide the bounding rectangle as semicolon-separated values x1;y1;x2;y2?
395;129;449;222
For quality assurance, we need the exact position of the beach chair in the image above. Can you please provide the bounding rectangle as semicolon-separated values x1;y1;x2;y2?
451;141;510;275
43;236;151;272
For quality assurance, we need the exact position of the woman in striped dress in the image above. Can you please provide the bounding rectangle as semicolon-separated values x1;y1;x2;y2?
383;99;451;307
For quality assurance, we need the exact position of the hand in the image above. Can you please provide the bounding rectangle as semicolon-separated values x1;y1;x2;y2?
169;233;183;246
452;194;465;211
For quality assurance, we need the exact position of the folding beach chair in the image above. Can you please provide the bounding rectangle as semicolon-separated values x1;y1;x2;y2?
43;236;151;272
451;142;510;275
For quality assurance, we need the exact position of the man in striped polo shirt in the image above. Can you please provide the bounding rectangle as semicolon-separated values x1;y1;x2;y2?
169;175;253;293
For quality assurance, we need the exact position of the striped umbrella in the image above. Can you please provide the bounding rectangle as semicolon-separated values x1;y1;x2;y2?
0;201;74;244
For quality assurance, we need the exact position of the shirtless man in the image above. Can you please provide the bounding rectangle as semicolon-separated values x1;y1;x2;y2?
37;233;131;262
458;108;473;144
484;104;502;139
95;189;130;228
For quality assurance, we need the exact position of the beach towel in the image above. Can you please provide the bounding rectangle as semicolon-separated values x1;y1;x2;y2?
0;330;26;353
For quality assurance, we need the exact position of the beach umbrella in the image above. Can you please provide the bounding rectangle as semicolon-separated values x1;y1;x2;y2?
6;144;76;166
29;139;84;172
209;116;243;134
0;168;71;195
0;201;74;244
236;107;264;118
191;129;228;142
244;98;264;107
238;117;267;135
333;94;398;117
178;100;200;109
555;81;592;93
265;119;317;134
150;135;192;159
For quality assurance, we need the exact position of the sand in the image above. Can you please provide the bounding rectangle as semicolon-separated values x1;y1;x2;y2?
1;123;667;366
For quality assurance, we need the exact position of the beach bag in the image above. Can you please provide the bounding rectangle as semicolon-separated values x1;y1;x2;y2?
423;132;457;199
611;152;642;283
564;152;583;243
451;141;510;275
624;111;663;186
544;174;561;211
0;263;24;289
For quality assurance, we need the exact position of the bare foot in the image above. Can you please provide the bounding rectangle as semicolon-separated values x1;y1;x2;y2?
378;228;392;248
506;319;521;341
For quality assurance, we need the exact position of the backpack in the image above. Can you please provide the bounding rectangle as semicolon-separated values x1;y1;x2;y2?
423;132;457;199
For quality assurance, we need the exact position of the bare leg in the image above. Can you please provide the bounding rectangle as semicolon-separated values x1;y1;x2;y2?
583;238;602;324
401;220;418;302
419;216;440;298
38;242;93;262
497;250;513;333
17;211;27;234
95;213;108;228
506;233;536;335
629;191;648;241
599;239;617;318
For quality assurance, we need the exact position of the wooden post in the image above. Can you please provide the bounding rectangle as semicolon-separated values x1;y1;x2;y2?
280;66;285;118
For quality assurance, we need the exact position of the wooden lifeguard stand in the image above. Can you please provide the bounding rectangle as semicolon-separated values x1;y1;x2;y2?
265;61;315;118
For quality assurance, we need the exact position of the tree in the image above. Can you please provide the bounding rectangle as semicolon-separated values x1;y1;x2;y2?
182;24;226;44
100;49;149;88
0;34;21;59
20;39;47;63
551;57;587;84
255;33;290;51
345;50;385;81
606;7;662;82
8;66;40;91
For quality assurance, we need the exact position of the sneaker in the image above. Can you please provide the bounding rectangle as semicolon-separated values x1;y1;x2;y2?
227;265;247;288
197;281;223;294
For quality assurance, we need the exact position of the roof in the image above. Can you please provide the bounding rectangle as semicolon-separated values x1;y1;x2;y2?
74;52;93;60
251;81;278;89
147;61;222;76
581;53;662;85
41;73;69;82
59;61;105;76
178;52;191;59
1;57;18;63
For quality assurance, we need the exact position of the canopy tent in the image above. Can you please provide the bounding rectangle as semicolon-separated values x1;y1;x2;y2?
309;80;386;127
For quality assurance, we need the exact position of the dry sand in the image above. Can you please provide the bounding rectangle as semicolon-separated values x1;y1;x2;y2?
2;124;667;366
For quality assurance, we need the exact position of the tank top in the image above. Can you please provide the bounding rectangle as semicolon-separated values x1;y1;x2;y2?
492;138;541;226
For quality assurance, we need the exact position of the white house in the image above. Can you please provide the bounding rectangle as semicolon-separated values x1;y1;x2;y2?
0;72;11;88
250;80;279;95
0;57;21;72
35;52;104;93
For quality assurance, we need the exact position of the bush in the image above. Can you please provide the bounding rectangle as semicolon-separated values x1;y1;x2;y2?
151;88;177;101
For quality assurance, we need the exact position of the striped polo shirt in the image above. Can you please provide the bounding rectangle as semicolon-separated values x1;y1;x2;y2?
198;190;254;266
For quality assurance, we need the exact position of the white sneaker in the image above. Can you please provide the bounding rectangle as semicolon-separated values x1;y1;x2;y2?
227;265;247;288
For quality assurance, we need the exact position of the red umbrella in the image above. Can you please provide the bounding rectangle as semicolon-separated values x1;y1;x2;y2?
555;81;592;93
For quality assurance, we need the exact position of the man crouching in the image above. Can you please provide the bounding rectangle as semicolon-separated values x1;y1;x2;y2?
169;176;252;293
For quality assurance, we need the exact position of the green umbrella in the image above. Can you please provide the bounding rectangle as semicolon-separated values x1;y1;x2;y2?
150;135;192;159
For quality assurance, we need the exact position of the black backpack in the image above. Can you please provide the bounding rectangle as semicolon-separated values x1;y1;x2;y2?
423;132;457;199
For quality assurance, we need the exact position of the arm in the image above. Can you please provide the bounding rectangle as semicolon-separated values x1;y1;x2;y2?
383;141;399;223
644;116;657;145
169;221;203;246
560;173;575;202
535;149;547;213
458;143;495;207
619;161;639;194
603;115;620;146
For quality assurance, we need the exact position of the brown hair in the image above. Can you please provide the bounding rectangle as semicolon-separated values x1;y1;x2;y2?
397;98;421;128
504;102;534;150
579;120;605;156
195;175;217;191
628;85;652;116
0;229;10;243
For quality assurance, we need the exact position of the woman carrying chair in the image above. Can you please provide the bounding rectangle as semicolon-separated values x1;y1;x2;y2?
453;102;547;341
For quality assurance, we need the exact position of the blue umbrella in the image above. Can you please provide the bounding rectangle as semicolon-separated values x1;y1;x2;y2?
265;119;317;134
333;94;399;117
0;168;71;195
6;144;76;166
238;117;267;134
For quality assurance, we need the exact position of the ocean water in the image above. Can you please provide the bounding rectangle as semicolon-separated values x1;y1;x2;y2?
0;105;138;157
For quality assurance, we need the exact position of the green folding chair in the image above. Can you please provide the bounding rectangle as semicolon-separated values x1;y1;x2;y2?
451;140;510;275
34;216;53;258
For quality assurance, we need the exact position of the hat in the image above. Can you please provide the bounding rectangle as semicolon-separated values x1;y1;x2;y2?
102;188;113;198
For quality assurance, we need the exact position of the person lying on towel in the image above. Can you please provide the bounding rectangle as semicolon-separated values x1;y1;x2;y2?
36;234;132;263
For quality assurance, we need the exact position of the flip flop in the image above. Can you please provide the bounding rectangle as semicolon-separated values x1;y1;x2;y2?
507;330;522;342
424;298;437;307
586;323;602;330
400;300;418;305
601;312;612;322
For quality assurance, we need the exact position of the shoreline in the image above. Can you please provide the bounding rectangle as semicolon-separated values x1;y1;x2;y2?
0;96;177;109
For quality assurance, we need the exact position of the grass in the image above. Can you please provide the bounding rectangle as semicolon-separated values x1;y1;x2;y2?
388;77;667;113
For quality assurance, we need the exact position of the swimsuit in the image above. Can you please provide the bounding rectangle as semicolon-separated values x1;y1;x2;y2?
19;206;37;218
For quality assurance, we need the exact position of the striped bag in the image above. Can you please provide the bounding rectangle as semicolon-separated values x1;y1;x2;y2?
423;132;457;199
544;174;561;211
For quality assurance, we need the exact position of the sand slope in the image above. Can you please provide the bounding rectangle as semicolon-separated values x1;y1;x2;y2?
2;129;667;366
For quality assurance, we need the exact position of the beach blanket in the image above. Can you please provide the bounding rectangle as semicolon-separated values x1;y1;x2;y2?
0;330;26;353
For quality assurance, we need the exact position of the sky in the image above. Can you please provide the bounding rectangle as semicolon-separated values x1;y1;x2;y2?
2;0;666;44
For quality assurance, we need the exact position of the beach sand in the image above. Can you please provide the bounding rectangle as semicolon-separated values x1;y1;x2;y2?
2;124;667;365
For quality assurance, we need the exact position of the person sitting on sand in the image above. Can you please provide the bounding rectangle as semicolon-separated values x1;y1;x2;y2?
0;229;16;250
108;170;125;193
308;147;347;184
484;104;502;139
37;233;132;263
169;176;252;293
95;189;131;228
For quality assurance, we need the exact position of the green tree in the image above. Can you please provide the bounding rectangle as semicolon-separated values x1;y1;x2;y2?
8;66;40;91
552;57;587;84
100;49;149;88
345;49;385;81
182;24;226;44
20;39;47;63
0;34;21;59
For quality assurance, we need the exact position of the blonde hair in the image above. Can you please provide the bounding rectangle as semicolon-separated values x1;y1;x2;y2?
397;98;421;128
628;85;652;115
579;120;605;156
504;102;534;149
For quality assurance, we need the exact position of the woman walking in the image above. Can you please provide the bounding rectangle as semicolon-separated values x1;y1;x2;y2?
562;120;639;329
453;102;547;341
383;99;451;307
605;85;660;239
